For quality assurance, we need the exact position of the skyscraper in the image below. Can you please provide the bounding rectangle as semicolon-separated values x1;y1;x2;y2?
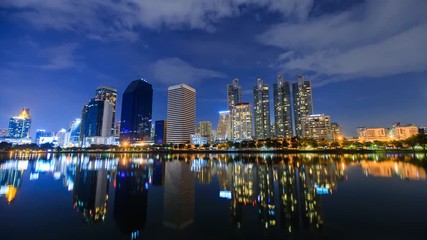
154;120;167;145
120;79;153;143
166;84;196;144
197;121;213;142
232;103;253;140
253;78;271;139
227;78;242;110
216;110;231;141
95;86;117;136
8;108;31;139
273;74;293;139
80;98;114;139
292;74;313;137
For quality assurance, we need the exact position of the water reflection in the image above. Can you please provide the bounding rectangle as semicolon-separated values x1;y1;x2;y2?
0;153;426;239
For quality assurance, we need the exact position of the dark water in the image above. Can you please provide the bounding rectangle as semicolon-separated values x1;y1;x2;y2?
1;152;427;240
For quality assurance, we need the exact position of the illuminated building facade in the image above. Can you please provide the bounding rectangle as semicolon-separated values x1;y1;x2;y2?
166;84;196;144
292;74;313;137
357;127;389;142
253;77;271;139
8;108;32;139
154;120;167;145
227;78;242;110
301;114;332;141
331;122;343;141
67;118;81;147
197;121;213;142
273;74;293;139
216;110;231;141
232;103;253;140
95;86;117;136
120;79;153;143
389;123;418;141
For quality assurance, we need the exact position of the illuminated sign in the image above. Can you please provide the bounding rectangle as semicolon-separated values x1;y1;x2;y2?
314;184;330;195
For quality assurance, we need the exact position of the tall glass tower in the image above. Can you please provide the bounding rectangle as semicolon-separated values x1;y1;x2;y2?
8;108;32;139
253;77;271;140
120;79;153;143
227;78;242;110
273;74;293;138
292;74;313;137
95;86;117;136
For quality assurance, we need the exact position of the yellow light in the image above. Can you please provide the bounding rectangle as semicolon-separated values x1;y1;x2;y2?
6;185;17;204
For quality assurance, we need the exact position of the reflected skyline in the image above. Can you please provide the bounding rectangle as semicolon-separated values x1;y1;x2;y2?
1;153;427;239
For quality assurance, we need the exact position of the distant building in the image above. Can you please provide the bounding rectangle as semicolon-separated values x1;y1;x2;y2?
166;84;196;144
8;108;32;139
197;121;213;142
227;78;242;110
190;133;208;145
154;120;167;145
67;118;81;147
80;98;114;139
357;127;389;142
35;129;54;144
120;79;153;143
292;74;313;137
95;86;117;136
331;122;343;141
216;110;231;141
0;128;7;137
389;123;418;141
253;77;271;139
273;74;293;139
301;114;332;141
232;103;253;141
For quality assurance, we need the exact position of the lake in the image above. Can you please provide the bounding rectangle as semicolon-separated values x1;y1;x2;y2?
1;152;427;240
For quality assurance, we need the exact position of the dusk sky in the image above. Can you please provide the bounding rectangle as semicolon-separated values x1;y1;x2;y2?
1;0;427;138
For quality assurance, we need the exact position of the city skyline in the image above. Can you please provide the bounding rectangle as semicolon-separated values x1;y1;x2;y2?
1;1;427;137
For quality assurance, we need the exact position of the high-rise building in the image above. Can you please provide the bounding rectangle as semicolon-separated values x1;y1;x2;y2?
227;78;242;110
216;110;231;141
120;79;153;143
8;108;32;139
166;84;196;144
273;74;293;139
80;98;114;139
331;122;343;141
154;120;167;145
301;114;332;141
253;77;271;139
292;74;313;137
95;87;117;135
232;103;253;140
68;118;81;146
197;121;213;142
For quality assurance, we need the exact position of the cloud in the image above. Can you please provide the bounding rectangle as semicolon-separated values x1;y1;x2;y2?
257;0;427;84
151;57;226;85
3;0;312;41
37;43;79;70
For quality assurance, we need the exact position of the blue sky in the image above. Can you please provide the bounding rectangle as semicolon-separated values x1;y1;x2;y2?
1;0;427;137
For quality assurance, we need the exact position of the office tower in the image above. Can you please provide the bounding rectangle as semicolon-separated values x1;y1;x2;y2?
154;120;167;145
80;98;114;139
8;108;32;139
301;114;332;140
227;78;242;110
231;103;253;140
163;161;195;229
274;74;293;138
197;121;213;142
95;87;117;135
216;110;231;141
166;84;196;144
253;77;271;139
292;74;313;137
120;79;153;143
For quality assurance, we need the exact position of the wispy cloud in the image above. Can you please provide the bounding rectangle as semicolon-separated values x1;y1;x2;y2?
151;57;226;85
3;0;312;41
257;0;427;84
37;43;79;70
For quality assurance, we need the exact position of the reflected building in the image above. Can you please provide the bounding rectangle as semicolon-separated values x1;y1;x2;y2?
163;160;195;229
114;161;149;239
0;160;27;204
361;161;426;180
73;163;109;223
257;164;276;229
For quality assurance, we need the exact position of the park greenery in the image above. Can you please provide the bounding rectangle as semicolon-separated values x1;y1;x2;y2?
1;134;426;153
